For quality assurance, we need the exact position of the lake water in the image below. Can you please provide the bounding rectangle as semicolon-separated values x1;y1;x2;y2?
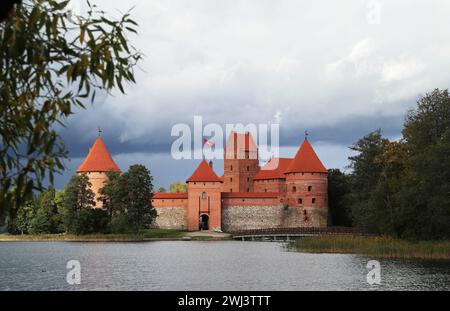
0;241;449;291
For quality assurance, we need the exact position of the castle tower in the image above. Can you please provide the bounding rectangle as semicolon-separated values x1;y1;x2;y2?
76;136;121;208
284;138;328;227
186;160;223;231
222;132;259;192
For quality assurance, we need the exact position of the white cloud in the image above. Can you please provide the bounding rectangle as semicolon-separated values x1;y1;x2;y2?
59;0;450;185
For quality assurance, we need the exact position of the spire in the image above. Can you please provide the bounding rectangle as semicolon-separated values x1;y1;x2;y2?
187;160;222;182
285;139;327;174
76;136;121;173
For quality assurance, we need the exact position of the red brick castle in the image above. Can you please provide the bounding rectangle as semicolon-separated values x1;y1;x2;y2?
78;132;328;232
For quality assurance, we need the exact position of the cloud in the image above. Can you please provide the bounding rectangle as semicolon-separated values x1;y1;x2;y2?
53;0;450;187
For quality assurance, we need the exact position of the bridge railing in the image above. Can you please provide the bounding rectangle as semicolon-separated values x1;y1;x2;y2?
229;227;369;236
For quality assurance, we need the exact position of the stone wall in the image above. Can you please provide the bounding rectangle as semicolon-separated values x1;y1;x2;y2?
221;205;327;232
150;206;187;230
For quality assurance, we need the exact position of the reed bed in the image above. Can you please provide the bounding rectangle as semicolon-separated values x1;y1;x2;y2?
288;235;450;260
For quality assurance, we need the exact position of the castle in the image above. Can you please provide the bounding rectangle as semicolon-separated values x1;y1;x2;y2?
77;132;328;232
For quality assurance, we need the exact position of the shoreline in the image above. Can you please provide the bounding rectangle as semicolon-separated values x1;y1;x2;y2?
0;231;232;242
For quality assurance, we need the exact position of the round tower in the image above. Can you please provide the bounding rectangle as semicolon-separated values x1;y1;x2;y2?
284;138;328;227
76;135;121;208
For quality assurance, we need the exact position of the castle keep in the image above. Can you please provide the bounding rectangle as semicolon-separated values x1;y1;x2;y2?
77;132;328;232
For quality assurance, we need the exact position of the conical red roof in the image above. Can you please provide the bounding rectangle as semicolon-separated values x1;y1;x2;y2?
187;160;222;182
76;137;121;173
285;139;327;173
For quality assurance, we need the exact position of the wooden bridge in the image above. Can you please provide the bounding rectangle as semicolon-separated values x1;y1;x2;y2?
230;227;367;242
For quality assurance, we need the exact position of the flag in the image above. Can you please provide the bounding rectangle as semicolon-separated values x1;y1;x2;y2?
203;138;215;148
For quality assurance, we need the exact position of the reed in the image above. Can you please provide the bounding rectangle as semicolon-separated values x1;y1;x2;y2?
288;235;450;260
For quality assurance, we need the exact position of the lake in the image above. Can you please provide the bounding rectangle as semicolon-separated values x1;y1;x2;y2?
0;241;449;291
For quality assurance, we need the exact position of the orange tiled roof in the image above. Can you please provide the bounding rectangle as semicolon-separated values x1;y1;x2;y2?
76;137;121;173
253;158;292;180
285;139;327;173
187;160;222;182
152;193;188;199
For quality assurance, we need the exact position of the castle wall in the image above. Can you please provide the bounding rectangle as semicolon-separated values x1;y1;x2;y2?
221;205;327;232
151;197;188;230
253;179;287;193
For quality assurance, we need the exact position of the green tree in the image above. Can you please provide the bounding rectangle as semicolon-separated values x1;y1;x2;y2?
16;199;35;234
170;182;188;193
347;130;387;230
0;0;142;223
327;169;352;227
399;89;450;239
98;170;122;219
61;173;108;234
157;187;167;193
28;187;62;234
120;165;156;232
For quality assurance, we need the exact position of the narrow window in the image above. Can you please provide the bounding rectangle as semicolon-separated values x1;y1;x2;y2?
202;192;206;200
247;177;250;182
265;189;267;192
308;186;312;192
230;177;233;182
230;189;233;192
247;188;250;192
247;166;250;171
312;198;316;204
230;165;233;171
298;198;303;205
292;186;297;192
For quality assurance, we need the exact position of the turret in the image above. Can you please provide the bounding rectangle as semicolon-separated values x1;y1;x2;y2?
186;160;223;231
76;135;121;208
284;138;328;227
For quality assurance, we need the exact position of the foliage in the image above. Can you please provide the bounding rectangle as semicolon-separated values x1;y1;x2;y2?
60;173;108;234
15;186;64;234
157;187;167;193
100;164;157;233
0;0;142;223
170;182;188;193
327;169;352;226
343;89;450;240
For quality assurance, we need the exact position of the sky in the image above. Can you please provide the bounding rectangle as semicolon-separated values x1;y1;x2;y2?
55;0;450;189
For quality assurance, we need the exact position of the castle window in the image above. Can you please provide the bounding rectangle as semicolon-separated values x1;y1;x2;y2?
230;177;233;182
230;189;233;192
247;166;250;171
265;189;267;192
202;192;206;200
247;188;250;192
312;198;316;204
298;198;303;205
292;186;297;192
230;165;233;171
308;186;312;192
247;177;250;182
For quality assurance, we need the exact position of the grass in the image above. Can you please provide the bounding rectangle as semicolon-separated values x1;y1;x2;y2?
0;229;231;242
0;229;188;242
288;235;450;260
141;229;187;239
